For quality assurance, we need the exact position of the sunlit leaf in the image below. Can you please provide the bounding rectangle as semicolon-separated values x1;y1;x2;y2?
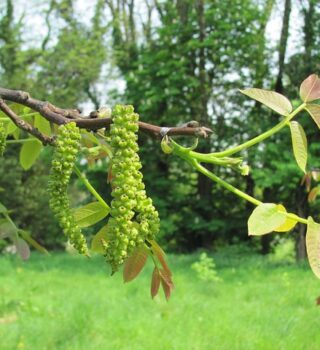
34;114;51;135
19;138;42;170
123;245;149;282
305;104;320;129
289;121;308;173
306;217;320;279
308;187;320;203
151;267;161;299
6;120;17;134
73;202;109;228
311;170;320;182
274;205;297;232
15;238;30;260
91;225;109;254
240;88;292;116
248;203;287;236
300;74;320;102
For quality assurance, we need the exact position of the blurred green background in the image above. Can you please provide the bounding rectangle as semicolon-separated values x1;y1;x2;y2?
1;0;320;349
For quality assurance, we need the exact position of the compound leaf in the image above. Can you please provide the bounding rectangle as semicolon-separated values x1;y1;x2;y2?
240;88;292;116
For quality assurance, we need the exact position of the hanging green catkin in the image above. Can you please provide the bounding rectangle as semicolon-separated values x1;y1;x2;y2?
48;122;88;255
0;121;7;156
105;105;160;272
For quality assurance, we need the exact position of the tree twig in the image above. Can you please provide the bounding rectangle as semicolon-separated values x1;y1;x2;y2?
0;87;213;138
0;99;54;145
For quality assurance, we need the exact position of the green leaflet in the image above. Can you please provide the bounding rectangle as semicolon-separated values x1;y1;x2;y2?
289;121;308;173
19;138;42;170
34;114;51;135
306;217;320;279
305;104;320;129
91;224;109;254
73;201;110;228
0;202;8;213
240;88;292;116
247;203;287;236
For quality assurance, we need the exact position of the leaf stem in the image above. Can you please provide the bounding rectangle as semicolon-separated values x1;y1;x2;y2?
192;159;261;206
73;165;110;210
170;140;309;226
6;139;36;144
210;102;306;157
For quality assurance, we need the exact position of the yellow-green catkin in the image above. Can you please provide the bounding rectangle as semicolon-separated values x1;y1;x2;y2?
48;122;88;255
0;122;7;156
105;105;160;272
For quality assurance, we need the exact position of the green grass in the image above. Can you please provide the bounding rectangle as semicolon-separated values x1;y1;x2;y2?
1;246;320;350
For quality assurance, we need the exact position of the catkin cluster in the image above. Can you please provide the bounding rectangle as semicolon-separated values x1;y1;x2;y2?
48;122;88;255
0;121;6;156
105;105;160;272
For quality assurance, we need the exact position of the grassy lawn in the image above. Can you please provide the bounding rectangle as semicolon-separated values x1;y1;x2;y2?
0;246;320;350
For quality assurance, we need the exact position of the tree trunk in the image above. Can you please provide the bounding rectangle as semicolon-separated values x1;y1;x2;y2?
275;0;291;93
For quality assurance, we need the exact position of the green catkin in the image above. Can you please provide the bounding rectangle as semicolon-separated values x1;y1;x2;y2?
0;122;7;156
48;122;88;255
105;105;160;272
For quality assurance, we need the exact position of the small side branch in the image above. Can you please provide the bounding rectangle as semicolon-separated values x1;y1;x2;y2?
0;99;54;145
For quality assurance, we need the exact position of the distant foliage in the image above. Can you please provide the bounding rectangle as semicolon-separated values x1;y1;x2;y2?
191;252;221;283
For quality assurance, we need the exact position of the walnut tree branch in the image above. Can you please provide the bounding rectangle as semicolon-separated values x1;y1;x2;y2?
0;99;54;145
0;87;213;138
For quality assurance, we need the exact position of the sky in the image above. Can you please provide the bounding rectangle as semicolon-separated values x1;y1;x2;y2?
3;0;305;112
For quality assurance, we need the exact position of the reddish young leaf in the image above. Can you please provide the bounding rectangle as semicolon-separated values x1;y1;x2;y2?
150;267;161;299
316;296;320;306
305;104;320;128
150;240;172;276
308;187;320;203
15;238;30;260
300;74;320;102
123;245;149;282
160;269;174;301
